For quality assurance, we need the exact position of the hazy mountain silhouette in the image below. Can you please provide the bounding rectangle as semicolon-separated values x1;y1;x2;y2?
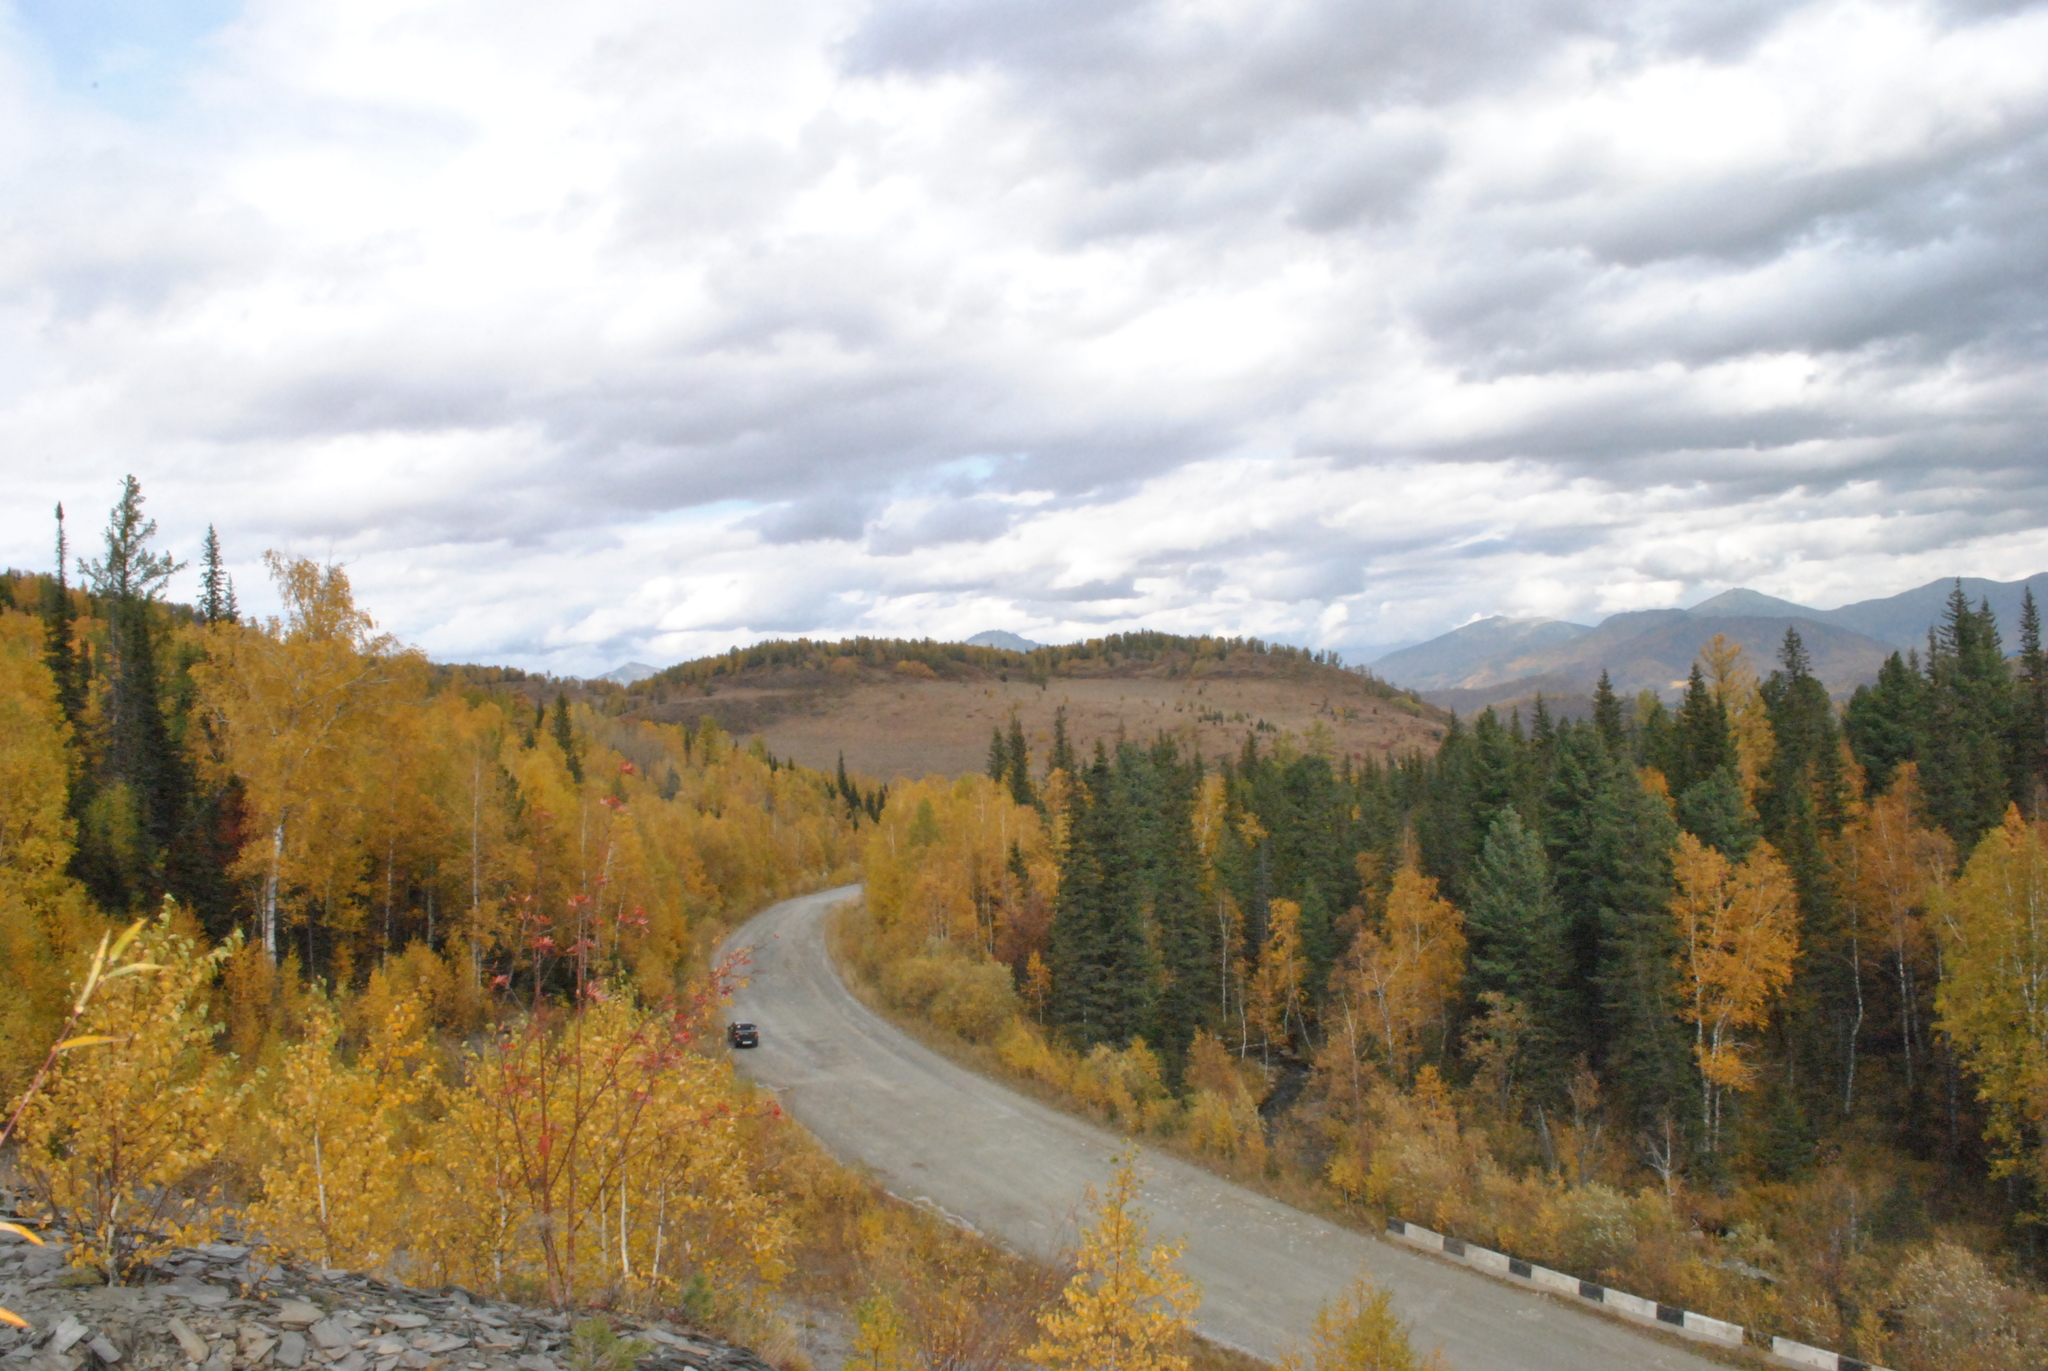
1372;572;2048;714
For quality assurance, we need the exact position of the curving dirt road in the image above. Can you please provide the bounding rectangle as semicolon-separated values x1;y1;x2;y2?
726;887;1727;1370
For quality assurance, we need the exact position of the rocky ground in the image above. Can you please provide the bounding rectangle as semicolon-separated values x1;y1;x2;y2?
0;1229;778;1371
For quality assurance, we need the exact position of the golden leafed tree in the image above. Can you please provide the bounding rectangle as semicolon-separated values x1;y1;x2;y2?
1933;807;2048;1192
1829;763;1952;1108
1700;633;1773;809
1248;897;1307;1057
1281;1274;1446;1371
0;613;96;1092
1027;1154;1199;1371
1668;833;1799;1150
1329;859;1465;1078
193;554;416;960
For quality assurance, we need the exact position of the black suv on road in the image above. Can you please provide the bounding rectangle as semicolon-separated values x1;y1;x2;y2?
727;1021;759;1049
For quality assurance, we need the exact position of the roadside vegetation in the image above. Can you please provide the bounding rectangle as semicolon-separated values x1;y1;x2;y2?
842;598;2048;1371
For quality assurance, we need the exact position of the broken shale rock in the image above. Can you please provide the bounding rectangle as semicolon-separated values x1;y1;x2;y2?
0;1230;775;1371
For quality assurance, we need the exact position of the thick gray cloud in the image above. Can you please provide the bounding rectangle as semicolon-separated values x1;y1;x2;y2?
1;0;2045;674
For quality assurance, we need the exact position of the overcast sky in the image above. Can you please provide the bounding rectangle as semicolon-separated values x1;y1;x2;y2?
4;0;2046;674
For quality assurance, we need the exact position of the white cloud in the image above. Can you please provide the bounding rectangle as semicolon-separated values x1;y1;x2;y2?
2;0;2046;675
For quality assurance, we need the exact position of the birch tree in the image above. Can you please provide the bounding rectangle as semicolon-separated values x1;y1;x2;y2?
1933;806;2048;1188
194;555;413;959
1668;833;1799;1151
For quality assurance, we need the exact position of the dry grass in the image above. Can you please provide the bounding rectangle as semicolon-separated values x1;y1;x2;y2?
633;663;1443;782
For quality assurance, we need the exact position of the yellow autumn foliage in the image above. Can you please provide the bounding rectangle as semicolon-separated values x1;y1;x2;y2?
408;987;792;1307
246;992;436;1272
1026;1155;1199;1371
1281;1274;1446;1371
0;612;99;1097
15;909;235;1278
1933;807;2048;1190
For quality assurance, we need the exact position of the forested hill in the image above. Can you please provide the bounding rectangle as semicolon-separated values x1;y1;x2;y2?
605;631;1451;780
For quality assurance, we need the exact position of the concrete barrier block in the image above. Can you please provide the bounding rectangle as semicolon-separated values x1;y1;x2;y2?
1530;1265;1580;1296
1682;1312;1746;1348
1393;1223;1445;1253
1770;1339;1837;1370
1463;1245;1512;1276
1603;1289;1659;1321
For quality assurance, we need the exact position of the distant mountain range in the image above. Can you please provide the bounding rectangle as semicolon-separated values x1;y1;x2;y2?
966;629;1043;651
598;661;659;686
1372;573;2048;716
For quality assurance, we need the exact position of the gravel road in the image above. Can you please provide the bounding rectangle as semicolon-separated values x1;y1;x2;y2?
726;886;1729;1371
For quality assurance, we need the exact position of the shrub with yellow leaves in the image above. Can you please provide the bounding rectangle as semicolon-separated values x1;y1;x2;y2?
411;981;791;1310
246;992;436;1272
845;1289;916;1371
1280;1274;1445;1371
15;909;235;1279
1026;1153;1199;1371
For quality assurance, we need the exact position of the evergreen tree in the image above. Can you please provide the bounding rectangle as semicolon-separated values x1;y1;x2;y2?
39;504;84;728
75;477;189;907
2011;587;2047;816
1140;738;1209;1077
1669;663;1751;857
199;525;236;626
1592;670;1626;753
1006;713;1035;808
1464;808;1572;1101
551;692;583;784
1541;726;1613;1069
1674;768;1754;861
1844;651;1926;793
1590;751;1688;1128
1048;744;1159;1047
1635;691;1676;777
1759;628;1846;856
1672;665;1735;797
1546;724;1687;1122
1761;627;1862;1121
987;725;1009;783
1050;705;1077;779
1921;584;2011;851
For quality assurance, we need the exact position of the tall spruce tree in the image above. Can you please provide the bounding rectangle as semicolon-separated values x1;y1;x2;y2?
1635;691;1677;777
987;725;1009;782
1844;650;1926;793
1673;665;1735;796
551;692;584;784
40;504;84;728
1670;663;1752;858
1541;725;1614;1070
1006;713;1035;808
1465;807;1573;1102
1140;738;1209;1076
1049;705;1077;779
1591;750;1688;1129
1921;584;2010;851
199;525;237;626
1047;743;1159;1048
1546;723;1687;1123
2011;587;2047;816
75;477;189;907
1762;627;1862;1121
1592;670;1627;753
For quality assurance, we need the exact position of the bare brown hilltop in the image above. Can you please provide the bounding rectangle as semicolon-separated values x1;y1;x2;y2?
595;633;1449;781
